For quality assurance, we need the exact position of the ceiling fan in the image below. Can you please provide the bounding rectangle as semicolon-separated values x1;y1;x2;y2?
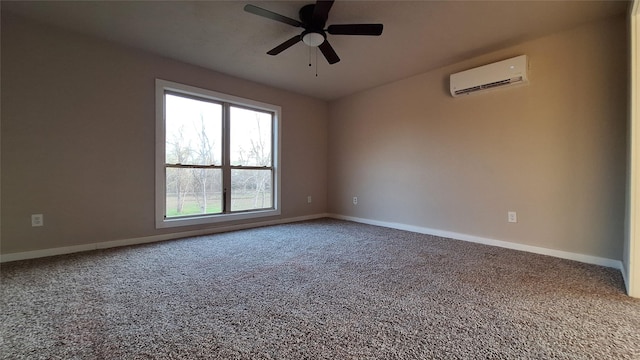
244;0;383;65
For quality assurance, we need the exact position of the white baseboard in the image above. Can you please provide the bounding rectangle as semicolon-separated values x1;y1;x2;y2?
2;212;624;275
0;213;330;263
329;214;624;271
620;261;630;294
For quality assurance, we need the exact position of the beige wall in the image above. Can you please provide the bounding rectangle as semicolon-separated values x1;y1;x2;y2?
328;16;627;260
1;11;629;263
1;13;328;254
626;0;640;296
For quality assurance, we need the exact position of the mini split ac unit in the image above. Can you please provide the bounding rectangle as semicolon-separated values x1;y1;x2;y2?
450;55;528;97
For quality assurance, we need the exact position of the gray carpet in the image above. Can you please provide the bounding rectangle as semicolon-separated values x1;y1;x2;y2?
1;218;639;359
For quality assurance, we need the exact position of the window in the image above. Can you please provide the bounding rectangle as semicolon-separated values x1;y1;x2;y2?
155;79;280;228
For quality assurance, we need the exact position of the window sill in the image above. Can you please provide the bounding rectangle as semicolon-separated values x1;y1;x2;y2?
156;208;281;229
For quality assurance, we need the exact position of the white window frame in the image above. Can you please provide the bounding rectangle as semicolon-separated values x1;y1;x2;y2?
155;79;281;228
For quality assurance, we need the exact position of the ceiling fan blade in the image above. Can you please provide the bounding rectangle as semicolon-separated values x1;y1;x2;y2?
267;35;301;55
244;4;302;28
327;24;384;36
312;0;334;28
318;40;340;64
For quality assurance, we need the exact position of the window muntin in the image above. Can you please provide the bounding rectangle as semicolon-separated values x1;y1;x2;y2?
156;79;281;228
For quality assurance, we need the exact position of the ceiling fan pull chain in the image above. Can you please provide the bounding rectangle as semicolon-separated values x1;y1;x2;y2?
315;47;319;77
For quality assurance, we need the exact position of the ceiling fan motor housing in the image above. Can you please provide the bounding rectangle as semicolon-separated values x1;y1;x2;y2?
300;4;326;29
300;4;327;47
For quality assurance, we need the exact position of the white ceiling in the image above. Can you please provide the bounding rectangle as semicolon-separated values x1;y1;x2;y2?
2;0;628;100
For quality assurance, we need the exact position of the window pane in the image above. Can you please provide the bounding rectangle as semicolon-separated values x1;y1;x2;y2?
231;169;272;211
230;106;272;167
165;93;222;166
166;168;222;217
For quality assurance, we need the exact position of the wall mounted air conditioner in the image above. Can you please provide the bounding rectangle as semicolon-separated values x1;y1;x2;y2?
450;55;528;97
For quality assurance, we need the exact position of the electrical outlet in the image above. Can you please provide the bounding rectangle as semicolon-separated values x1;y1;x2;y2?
353;196;358;205
508;211;517;223
31;214;44;227
307;196;312;204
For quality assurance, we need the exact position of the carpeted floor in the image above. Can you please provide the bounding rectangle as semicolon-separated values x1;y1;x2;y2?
1;218;639;359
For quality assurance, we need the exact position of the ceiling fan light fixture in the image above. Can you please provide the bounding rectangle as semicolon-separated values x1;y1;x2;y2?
302;32;325;47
